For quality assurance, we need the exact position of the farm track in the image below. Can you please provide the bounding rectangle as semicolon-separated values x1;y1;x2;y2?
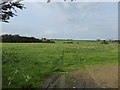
43;74;61;88
43;72;99;88
43;64;118;88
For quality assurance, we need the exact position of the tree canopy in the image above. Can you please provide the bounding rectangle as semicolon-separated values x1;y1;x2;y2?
0;0;25;22
0;0;76;23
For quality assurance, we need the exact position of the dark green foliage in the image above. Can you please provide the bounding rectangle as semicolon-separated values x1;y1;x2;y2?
63;42;74;44
43;40;55;43
0;0;77;22
101;40;109;44
96;39;101;42
1;34;55;43
112;40;120;43
0;0;25;22
1;34;42;43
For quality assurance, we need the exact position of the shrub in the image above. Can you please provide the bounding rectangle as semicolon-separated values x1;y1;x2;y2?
63;42;74;44
101;40;109;44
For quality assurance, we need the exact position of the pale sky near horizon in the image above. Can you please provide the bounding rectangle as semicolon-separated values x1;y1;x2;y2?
1;2;118;40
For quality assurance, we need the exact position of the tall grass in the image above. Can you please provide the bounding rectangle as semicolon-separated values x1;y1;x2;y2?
2;41;118;88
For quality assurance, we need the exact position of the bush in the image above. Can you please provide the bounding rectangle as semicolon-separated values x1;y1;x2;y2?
43;40;55;43
101;40;109;44
63;42;74;44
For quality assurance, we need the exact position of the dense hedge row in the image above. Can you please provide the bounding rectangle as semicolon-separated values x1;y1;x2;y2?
0;34;55;43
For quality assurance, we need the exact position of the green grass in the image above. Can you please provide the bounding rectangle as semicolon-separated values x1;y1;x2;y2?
2;41;118;88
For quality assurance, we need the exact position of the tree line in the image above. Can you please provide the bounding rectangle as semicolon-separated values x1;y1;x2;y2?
0;34;55;43
97;39;120;44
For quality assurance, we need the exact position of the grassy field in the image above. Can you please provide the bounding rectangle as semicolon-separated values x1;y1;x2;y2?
2;41;118;88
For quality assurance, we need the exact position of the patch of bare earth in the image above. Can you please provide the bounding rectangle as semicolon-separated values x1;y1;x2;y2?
43;64;118;88
64;69;99;88
85;64;118;88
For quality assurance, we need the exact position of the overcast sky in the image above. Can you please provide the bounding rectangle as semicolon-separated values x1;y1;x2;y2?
2;2;118;40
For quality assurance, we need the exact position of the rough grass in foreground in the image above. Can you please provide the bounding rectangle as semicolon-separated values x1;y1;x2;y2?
2;41;118;88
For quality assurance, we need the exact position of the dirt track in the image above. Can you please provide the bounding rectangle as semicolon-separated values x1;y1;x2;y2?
43;64;118;88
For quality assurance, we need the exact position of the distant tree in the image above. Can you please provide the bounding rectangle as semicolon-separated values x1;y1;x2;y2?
101;40;109;44
43;38;46;40
119;40;120;44
97;39;101;42
1;34;56;43
108;39;113;43
1;34;42;43
0;0;25;22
